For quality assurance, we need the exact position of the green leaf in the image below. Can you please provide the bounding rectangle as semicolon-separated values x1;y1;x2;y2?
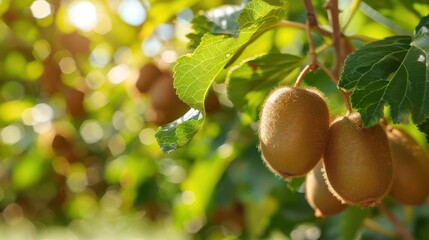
155;109;202;153
339;34;429;128
286;176;305;192
227;53;302;119
156;0;287;152
340;206;368;240
417;119;429;143
187;5;242;49
415;15;429;35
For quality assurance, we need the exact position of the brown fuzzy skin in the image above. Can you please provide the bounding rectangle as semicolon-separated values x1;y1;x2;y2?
149;73;187;111
305;161;347;217
258;87;330;180
387;127;429;205
62;86;85;118
323;113;393;207
148;73;189;125
40;57;62;95
136;63;163;93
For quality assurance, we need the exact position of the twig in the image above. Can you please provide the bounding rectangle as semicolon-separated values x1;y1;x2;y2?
317;63;352;114
277;21;376;42
277;20;307;31
301;0;353;114
303;0;319;27
305;18;318;70
303;0;331;37
348;34;377;42
378;203;413;240
325;0;342;79
364;218;396;238
302;0;323;71
294;65;312;87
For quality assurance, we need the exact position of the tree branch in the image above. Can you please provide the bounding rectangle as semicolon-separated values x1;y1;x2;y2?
317;63;352;113
325;0;342;79
378;203;413;240
294;65;312;87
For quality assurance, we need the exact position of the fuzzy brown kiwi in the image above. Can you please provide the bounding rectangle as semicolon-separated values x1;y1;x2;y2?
323;113;393;207
60;32;90;55
387;127;429;205
205;90;221;114
51;133;77;162
40;57;62;95
136;63;163;93
258;86;330;180
149;73;188;111
62;86;85;118
305;160;347;217
148;73;189;125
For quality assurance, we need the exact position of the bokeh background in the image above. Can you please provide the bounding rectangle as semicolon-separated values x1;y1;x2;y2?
0;0;429;239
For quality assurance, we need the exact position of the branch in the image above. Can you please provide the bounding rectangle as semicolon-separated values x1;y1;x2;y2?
300;0;352;114
378;203;413;240
363;218;396;238
317;63;352;113
302;0;322;70
325;0;342;79
294;65;312;87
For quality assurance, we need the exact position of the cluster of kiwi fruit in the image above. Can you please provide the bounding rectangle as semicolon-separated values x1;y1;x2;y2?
40;56;86;118
135;63;220;125
258;86;429;217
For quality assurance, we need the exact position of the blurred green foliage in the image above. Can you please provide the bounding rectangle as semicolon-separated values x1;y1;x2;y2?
0;0;428;239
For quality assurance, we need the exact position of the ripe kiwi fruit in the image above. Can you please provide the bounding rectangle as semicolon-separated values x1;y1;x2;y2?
40;57;62;95
205;90;220;114
51;133;76;162
387;127;429;205
149;73;188;111
136;63;163;93
59;32;90;55
258;86;330;179
323;113;393;207
148;72;189;125
306;160;347;217
61;86;85;118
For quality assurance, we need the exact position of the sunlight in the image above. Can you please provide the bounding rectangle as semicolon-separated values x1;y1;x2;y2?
118;0;146;26
30;0;52;19
67;1;98;32
0;124;23;145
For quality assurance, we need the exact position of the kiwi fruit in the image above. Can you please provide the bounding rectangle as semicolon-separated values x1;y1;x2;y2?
136;63;163;93
258;86;330;179
148;73;189;125
62;86;85;118
387;127;429;205
40;58;62;95
51;133;76;162
323;113;393;207
149;73;188;111
306;160;347;217
205;90;220;114
60;32;90;55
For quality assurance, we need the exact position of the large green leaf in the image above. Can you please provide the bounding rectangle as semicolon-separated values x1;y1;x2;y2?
156;0;287;152
187;5;242;49
155;109;202;153
227;53;302;119
418;119;429;143
339;32;429;128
